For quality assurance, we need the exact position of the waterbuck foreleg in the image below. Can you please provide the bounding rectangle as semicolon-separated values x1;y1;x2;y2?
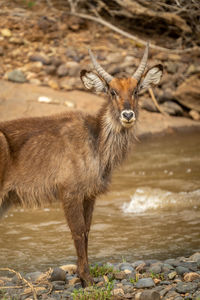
62;193;93;286
83;197;95;263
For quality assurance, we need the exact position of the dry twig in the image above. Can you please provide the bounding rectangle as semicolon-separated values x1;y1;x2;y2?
0;268;38;300
148;88;168;117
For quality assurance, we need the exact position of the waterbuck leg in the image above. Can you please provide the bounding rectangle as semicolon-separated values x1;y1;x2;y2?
83;198;95;263
62;196;93;287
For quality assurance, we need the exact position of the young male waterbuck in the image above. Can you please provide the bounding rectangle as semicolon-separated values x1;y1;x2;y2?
0;43;163;286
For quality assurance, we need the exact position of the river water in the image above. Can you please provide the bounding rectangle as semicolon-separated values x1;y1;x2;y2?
0;131;200;272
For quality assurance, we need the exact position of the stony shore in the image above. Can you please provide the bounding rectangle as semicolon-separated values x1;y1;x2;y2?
0;252;200;299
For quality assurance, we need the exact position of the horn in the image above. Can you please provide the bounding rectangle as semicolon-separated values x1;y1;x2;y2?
88;49;113;83
132;42;149;81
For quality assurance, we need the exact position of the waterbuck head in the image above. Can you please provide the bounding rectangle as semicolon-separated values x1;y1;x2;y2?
81;44;163;128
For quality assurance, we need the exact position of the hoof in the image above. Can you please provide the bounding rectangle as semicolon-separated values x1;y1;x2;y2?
80;274;94;287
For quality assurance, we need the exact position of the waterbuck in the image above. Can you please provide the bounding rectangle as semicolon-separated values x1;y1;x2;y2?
0;44;163;285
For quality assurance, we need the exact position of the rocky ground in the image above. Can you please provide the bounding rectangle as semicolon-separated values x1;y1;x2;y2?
0;252;200;299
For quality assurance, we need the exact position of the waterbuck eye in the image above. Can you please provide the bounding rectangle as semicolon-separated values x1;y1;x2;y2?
110;89;118;97
133;89;138;97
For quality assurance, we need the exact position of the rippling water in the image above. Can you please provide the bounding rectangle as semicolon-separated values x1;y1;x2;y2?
0;131;200;272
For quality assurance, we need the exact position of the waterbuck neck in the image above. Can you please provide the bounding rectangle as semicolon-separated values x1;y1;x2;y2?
97;103;136;174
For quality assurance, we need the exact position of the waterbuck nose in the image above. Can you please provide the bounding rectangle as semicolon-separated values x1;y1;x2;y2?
122;111;135;121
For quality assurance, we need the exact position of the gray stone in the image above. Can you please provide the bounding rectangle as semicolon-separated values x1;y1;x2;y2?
160;101;183;116
65;61;80;77
29;54;51;65
135;290;161;300
197;259;200;269
132;260;146;268
50;267;66;282
176;266;189;275
25;271;43;282
7;69;26;83
176;282;198;294
141;98;158;112
189;253;200;262
149;263;162;274
165;62;179;74
162;263;174;273
164;259;180;267
136;277;155;288
57;64;68;77
119;262;134;272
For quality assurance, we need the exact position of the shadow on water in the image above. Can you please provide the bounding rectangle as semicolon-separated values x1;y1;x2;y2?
0;131;200;272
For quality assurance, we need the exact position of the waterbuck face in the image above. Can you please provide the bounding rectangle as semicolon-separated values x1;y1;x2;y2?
80;45;163;128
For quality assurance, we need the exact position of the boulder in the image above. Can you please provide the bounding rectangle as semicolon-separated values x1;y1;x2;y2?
174;74;200;112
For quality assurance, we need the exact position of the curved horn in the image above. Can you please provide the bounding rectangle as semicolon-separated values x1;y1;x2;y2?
132;42;149;81
88;49;113;83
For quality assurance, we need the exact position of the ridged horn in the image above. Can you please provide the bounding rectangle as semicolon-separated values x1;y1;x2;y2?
88;48;113;83
132;42;149;81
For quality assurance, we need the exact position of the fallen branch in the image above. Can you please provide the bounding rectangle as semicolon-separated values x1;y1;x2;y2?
69;12;199;54
148;88;168;117
0;268;38;300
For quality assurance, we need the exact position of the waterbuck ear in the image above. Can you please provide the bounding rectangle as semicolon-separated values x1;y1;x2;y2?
80;70;107;93
139;64;163;91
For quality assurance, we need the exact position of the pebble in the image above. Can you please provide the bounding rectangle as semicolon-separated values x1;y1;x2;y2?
135;290;161;300
7;69;26;83
1;252;200;299
176;266;190;276
176;282;198;294
136;278;155;288
50;267;66;282
1;28;12;37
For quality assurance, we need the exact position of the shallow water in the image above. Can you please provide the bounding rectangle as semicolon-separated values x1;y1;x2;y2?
0;131;200;272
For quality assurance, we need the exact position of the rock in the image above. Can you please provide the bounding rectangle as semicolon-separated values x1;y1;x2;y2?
136;278;155;288
114;271;127;280
189;253;200;262
65;61;80;77
7;69;26;83
57;64;68;77
174;74;200;112
1;28;12;37
132;260;146;269
135;290;161;300
51;281;65;290
25;271;43;282
164;290;183;299
29;54;51;65
45;65;56;75
186;64;200;76
165;62;179;74
141;98;158;112
68;277;81;285
119;263;134;272
160;101;183;116
57;62;79;77
48;79;60;90
23;61;43;73
197;259;200;269
184;272;200;282
176;266;189;276
164;259;180;268
49;56;62;67
162;263;174;273
60;264;77;275
189;110;200;120
168;271;177;280
112;288;125;297
176;282;198;294
50;267;66;282
149;263;162;274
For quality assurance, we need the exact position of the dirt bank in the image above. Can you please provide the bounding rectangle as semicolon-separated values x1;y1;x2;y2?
0;79;200;140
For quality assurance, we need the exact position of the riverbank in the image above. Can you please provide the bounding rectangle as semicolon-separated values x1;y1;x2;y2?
0;252;200;299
